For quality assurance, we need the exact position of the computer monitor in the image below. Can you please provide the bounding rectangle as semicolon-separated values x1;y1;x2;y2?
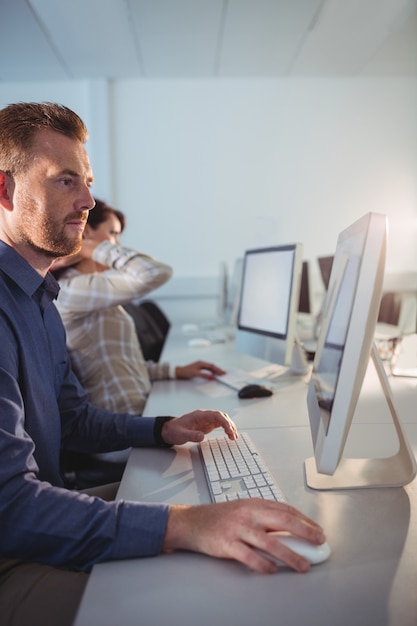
217;261;228;323
235;243;308;374
223;257;244;328
305;212;416;490
298;261;311;314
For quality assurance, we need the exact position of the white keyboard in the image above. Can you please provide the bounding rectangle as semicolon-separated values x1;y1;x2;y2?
215;369;260;391
215;364;292;392
199;432;287;503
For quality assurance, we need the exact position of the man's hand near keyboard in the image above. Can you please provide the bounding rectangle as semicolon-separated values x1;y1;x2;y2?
160;409;238;445
159;411;326;574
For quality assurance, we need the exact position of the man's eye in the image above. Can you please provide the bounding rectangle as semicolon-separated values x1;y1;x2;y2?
60;178;72;186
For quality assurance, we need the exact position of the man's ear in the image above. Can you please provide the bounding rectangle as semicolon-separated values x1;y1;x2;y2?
0;170;14;211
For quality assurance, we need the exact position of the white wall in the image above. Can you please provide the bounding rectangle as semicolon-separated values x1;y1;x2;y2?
1;76;416;323
110;78;417;277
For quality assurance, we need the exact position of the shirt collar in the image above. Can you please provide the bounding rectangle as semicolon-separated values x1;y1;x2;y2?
0;240;60;302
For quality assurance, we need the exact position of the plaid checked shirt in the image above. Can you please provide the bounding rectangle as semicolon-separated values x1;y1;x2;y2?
55;241;173;415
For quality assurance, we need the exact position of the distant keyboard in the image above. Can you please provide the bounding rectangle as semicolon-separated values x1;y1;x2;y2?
216;364;303;392
215;369;261;391
199;432;287;503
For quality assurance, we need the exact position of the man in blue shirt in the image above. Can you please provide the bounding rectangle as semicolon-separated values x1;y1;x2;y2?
0;102;325;626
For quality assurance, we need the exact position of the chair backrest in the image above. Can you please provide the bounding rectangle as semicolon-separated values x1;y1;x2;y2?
378;292;402;326
123;299;170;362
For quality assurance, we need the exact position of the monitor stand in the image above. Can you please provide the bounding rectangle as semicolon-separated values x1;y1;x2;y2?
305;343;417;490
259;338;310;388
290;337;310;375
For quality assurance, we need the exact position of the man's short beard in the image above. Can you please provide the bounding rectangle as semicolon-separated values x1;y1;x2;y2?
29;237;82;260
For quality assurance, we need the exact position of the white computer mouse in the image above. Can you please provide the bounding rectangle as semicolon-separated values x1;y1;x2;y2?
258;532;331;566
187;338;211;348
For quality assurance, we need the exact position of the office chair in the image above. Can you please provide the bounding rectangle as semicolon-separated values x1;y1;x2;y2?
61;449;127;490
378;292;402;326
123;299;170;362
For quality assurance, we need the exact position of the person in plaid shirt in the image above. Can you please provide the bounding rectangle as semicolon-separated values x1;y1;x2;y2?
52;198;225;418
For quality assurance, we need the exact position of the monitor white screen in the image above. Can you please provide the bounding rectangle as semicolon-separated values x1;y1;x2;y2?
235;244;303;367
239;247;294;337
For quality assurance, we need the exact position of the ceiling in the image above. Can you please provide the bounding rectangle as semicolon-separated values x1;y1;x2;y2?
1;0;417;83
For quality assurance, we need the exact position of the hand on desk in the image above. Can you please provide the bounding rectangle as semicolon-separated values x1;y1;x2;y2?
161;409;237;445
163;499;326;574
175;360;226;380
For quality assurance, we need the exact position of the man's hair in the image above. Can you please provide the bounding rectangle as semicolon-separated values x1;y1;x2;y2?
0;101;88;175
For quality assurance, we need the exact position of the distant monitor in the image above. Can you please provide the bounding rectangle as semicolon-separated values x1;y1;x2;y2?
223;257;244;327
317;255;334;290
217;261;228;322
298;261;311;314
235;244;308;373
305;212;416;490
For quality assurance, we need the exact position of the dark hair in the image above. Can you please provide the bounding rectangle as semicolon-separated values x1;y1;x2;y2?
0;101;88;175
89;198;126;233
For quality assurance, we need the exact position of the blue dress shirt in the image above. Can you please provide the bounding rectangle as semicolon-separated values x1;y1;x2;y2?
0;241;169;571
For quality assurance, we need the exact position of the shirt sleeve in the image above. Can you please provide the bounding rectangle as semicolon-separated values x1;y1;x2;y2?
146;360;172;381
0;315;170;572
56;241;173;314
0;373;171;571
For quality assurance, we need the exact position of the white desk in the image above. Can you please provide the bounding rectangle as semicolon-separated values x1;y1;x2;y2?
75;332;417;626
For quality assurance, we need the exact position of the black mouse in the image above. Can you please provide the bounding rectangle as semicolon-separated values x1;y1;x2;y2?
238;384;273;399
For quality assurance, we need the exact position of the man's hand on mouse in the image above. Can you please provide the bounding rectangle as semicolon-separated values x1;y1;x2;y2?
163;499;326;574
